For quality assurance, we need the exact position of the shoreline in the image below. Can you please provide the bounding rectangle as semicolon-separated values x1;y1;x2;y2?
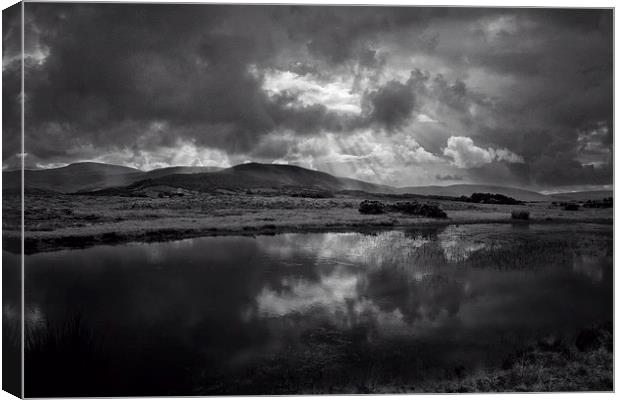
3;192;613;255
4;215;613;255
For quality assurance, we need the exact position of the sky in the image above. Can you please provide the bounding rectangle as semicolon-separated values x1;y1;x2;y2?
2;4;613;191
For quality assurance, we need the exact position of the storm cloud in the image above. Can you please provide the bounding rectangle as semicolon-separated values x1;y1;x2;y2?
2;4;613;190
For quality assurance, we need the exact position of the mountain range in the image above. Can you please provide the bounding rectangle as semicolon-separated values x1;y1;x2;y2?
2;161;612;201
3;163;221;194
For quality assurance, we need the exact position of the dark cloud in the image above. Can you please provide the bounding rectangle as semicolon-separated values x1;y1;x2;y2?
2;3;20;61
3;4;612;189
2;4;22;165
530;154;612;187
15;4;379;164
363;80;416;129
22;4;273;152
286;6;430;65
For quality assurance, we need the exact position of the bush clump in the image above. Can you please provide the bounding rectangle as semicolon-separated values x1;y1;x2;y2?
387;201;419;214
511;210;530;220
418;203;448;218
575;323;613;352
389;201;447;218
563;203;580;211
359;200;447;218
459;192;523;205
583;197;613;208
358;200;386;214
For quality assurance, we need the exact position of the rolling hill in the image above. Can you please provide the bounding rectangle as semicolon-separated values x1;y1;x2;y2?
103;163;558;202
122;162;392;194
2;162;222;193
6;161;604;203
3;162;142;193
140;166;222;180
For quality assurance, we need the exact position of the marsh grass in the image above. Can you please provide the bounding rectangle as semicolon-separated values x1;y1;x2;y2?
196;323;613;394
2;310;21;396
25;312;110;397
463;240;575;270
423;324;612;393
25;310;202;397
511;210;530;220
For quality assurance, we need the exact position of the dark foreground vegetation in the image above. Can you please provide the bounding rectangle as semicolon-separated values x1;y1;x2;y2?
424;323;612;393
24;313;612;396
25;313;197;397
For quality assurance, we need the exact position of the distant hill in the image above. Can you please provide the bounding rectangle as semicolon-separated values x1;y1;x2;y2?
141;166;222;180
6;161;597;203
3;162;142;193
549;190;613;201
3;162;222;193
397;184;548;202
123;162;391;194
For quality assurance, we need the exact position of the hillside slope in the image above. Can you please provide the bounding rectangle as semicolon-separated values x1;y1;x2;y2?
3;163;223;193
124;163;391;194
5;161;583;203
3;162;142;193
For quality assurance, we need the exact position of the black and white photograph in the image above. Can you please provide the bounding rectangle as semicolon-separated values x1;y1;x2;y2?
1;2;615;397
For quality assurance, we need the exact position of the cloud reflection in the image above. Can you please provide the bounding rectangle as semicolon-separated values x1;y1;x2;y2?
252;229;484;333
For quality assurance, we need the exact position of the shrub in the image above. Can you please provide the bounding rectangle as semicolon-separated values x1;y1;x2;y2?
416;203;447;218
388;201;420;214
576;323;613;352
564;203;580;211
387;201;447;218
583;198;613;208
461;192;523;205
358;200;385;214
511;210;530;220
359;200;447;218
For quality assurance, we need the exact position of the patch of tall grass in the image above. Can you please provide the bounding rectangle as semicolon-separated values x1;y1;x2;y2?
511;210;530;220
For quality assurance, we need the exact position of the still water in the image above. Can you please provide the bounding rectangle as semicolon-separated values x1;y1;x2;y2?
6;223;613;396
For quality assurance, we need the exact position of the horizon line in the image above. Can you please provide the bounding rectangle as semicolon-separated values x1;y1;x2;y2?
2;160;613;195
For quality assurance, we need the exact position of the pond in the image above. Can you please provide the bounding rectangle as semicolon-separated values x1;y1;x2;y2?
4;223;613;396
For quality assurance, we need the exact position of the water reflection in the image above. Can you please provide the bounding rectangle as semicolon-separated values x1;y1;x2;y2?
14;223;612;396
255;265;359;318
573;254;606;283
2;249;21;397
257;225;498;269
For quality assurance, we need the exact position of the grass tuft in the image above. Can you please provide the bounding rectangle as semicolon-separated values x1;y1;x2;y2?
511;210;530;220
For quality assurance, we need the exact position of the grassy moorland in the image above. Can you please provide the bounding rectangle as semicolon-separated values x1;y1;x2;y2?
1;189;613;254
